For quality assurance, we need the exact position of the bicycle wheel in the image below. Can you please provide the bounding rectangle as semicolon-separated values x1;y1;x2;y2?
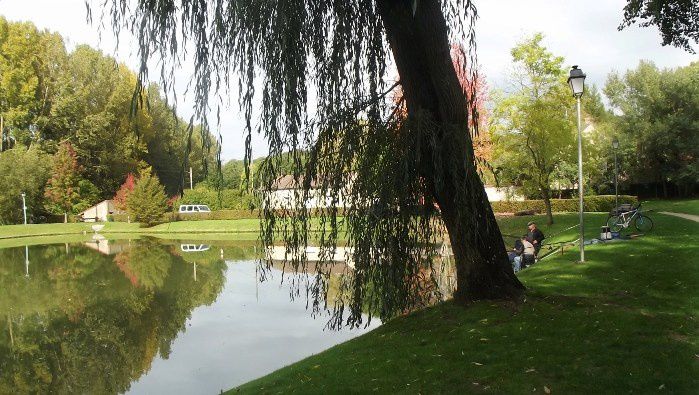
607;215;623;232
635;215;653;232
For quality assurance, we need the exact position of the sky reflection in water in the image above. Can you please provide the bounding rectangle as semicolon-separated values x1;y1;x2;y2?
0;238;379;394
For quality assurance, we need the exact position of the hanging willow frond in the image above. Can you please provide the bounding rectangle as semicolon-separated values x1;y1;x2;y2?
96;0;480;328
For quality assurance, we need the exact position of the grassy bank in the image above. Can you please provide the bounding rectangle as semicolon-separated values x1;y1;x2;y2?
646;198;699;216
231;212;698;393
0;219;260;239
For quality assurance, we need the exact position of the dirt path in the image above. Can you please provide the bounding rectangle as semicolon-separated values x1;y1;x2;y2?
659;211;699;223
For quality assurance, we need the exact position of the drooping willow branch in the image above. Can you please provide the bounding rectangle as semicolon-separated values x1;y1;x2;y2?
95;0;481;328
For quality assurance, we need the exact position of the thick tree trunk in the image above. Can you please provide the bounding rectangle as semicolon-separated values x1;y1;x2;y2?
377;0;524;301
542;188;554;225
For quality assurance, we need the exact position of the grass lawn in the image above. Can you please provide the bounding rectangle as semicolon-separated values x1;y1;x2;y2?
231;212;698;394
0;222;141;239
645;198;699;216
0;219;260;240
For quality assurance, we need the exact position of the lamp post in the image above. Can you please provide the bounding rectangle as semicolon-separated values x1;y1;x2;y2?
568;65;586;262
20;192;27;225
24;245;29;278
612;137;619;209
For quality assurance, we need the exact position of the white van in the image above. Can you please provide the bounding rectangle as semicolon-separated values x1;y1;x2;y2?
178;204;212;214
180;244;211;252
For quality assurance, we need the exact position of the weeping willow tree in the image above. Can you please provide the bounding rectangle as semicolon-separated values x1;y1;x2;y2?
98;0;524;327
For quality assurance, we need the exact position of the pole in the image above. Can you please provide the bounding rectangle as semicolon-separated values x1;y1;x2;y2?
576;97;585;262
189;167;193;190
614;149;619;209
7;314;13;348
0;115;4;152
21;194;27;225
24;245;29;277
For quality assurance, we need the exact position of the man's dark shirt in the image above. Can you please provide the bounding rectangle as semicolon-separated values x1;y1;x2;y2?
513;239;524;255
527;228;545;254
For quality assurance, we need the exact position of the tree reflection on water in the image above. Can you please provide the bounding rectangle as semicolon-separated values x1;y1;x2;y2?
0;239;226;393
0;238;453;393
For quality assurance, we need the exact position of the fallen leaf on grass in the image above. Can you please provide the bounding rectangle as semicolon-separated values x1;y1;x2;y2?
472;362;483;366
544;385;551;393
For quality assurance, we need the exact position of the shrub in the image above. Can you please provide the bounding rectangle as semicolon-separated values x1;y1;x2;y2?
111;213;131;222
175;209;260;221
490;195;638;214
126;171;168;226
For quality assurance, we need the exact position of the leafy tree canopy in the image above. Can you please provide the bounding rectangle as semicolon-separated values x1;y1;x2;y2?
604;60;699;195
0;147;51;224
99;0;525;328
44;142;99;215
619;0;698;53
490;34;576;224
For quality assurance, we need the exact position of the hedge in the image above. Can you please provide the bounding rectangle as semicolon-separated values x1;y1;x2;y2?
171;209;260;221
107;195;637;223
175;187;258;210
171;208;344;221
490;195;638;214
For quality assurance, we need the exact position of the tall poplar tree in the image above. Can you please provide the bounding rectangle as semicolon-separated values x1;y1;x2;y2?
44;142;99;216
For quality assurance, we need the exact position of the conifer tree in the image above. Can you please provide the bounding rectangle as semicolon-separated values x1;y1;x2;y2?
126;169;168;226
44;142;98;215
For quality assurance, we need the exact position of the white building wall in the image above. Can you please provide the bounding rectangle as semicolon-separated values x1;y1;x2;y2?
484;186;524;202
267;185;522;209
80;200;120;222
266;188;348;210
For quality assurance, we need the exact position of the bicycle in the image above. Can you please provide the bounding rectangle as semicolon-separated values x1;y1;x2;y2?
606;202;654;232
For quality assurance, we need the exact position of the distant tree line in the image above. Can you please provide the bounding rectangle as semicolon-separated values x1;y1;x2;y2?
0;17;217;223
488;34;698;226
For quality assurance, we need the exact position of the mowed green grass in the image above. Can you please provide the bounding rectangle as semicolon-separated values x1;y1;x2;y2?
0;222;141;239
0;219;260;239
231;212;698;394
646;198;699;216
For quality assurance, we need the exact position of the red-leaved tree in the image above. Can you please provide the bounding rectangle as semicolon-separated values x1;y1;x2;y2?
393;43;493;170
114;173;136;211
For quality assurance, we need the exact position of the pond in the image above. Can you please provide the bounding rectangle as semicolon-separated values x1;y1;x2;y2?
0;237;381;394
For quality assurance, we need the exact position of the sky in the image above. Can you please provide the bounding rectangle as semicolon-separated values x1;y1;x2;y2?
1;0;696;160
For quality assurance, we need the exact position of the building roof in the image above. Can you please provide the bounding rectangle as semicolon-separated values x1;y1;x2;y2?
269;175;318;191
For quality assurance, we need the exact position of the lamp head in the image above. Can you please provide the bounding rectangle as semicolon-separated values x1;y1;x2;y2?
612;137;619;149
568;65;586;97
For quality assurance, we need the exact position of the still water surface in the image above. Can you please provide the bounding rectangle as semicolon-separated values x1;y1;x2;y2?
0;238;379;394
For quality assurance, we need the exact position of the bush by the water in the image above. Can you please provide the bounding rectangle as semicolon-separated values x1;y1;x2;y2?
491;195;637;214
126;171;168;226
172;209;259;221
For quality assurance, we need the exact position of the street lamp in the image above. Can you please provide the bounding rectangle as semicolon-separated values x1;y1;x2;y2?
568;65;586;262
20;192;27;225
612;137;619;210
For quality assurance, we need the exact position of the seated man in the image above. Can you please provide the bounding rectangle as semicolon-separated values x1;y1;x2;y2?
513;235;536;272
526;221;545;257
508;238;524;271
